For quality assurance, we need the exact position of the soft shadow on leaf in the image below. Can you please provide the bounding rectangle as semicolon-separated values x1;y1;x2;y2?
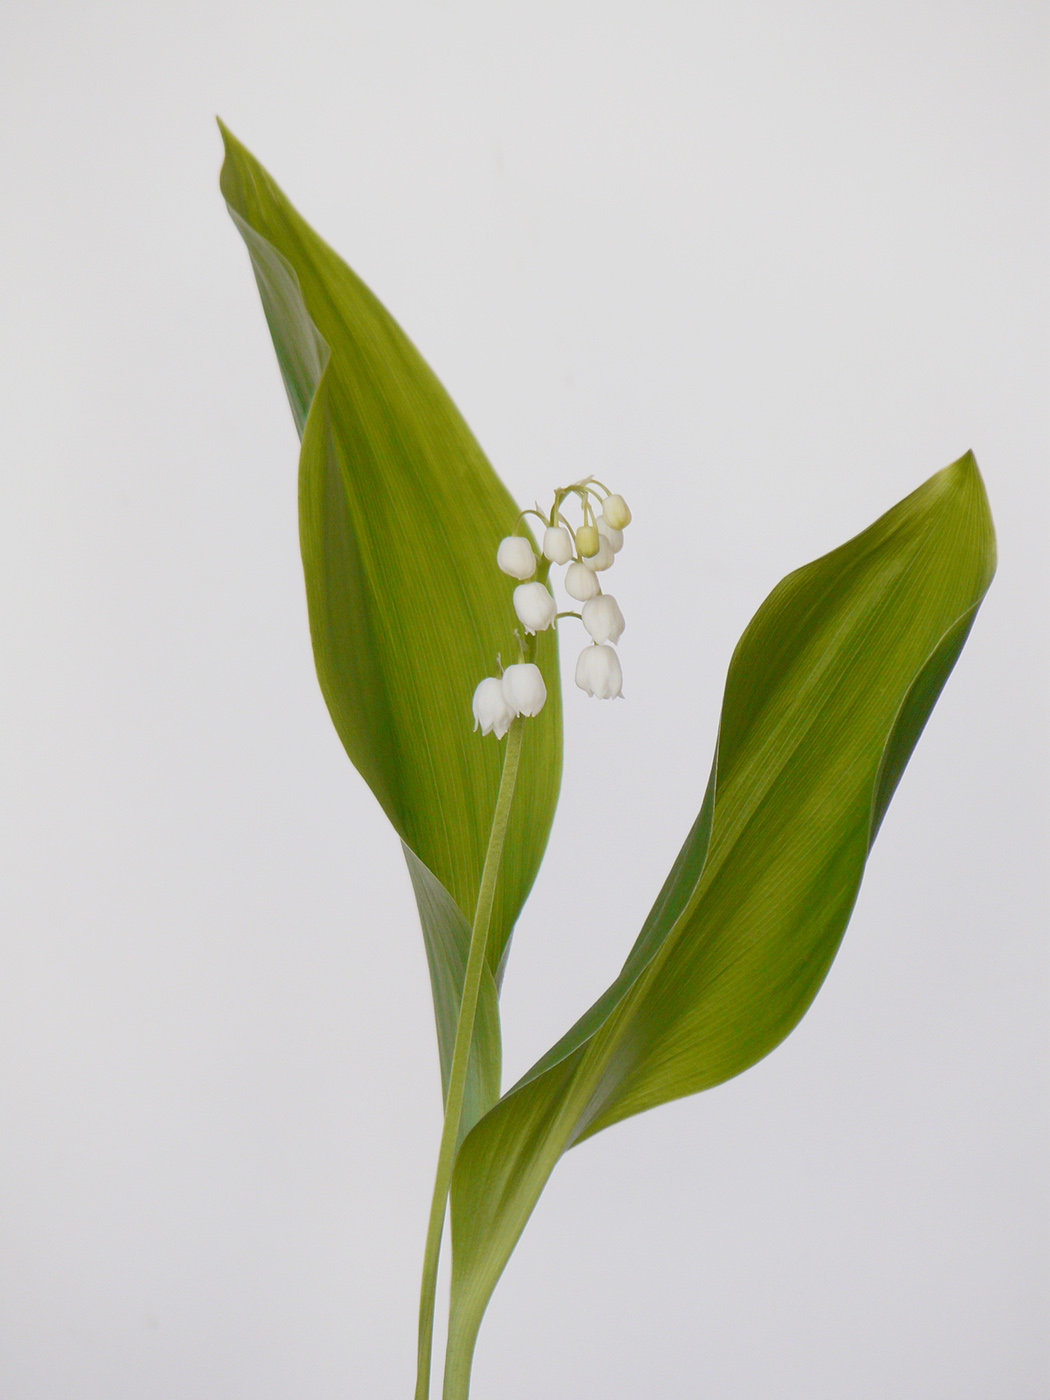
404;843;502;1136
219;124;562;1116
442;454;995;1396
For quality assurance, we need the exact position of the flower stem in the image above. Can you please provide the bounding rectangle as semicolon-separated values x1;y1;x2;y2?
414;715;526;1400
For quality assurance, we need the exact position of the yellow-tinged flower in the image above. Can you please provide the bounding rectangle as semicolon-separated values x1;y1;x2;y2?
602;493;632;530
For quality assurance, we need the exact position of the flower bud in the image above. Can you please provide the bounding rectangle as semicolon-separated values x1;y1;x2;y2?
513;581;557;634
497;535;537;579
582;536;615;572
581;593;625;644
472;677;514;738
502;662;547;717
575;644;623;699
564;560;602;602
576;524;600;558
542;525;573;564
597;519;624;553
602;494;632;530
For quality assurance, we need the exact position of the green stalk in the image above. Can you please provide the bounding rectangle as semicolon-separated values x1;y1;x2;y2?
414;715;526;1400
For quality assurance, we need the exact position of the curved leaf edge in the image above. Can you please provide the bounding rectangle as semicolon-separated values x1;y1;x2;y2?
219;121;522;1111
486;455;995;1134
442;453;996;1386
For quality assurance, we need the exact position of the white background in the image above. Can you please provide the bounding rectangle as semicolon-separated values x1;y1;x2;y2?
1;2;1046;1396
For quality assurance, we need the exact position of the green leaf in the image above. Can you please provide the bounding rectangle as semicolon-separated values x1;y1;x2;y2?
443;454;996;1396
218;124;562;1116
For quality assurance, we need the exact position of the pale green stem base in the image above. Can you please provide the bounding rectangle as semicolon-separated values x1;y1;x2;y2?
414;716;525;1400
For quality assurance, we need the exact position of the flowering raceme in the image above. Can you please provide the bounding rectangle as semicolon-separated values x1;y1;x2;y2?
473;478;632;736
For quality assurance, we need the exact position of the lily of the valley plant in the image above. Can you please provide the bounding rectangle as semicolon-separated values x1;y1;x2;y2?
218;123;996;1399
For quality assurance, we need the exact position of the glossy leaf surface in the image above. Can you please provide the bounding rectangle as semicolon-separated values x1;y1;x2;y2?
443;454;995;1394
219;125;562;1116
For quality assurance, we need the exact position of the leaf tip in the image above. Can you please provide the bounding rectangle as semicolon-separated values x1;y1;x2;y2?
215;115;236;155
931;448;978;494
216;118;244;177
216;121;261;219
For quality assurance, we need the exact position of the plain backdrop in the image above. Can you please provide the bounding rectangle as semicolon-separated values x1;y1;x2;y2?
1;2;1047;1397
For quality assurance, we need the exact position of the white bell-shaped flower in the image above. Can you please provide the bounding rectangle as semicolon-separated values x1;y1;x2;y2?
602;494;632;529
581;593;625;644
497;535;537;579
472;677;515;739
513;582;557;634
582;535;615;572
542;525;573;564
502;662;547;717
564;560;602;602
597;519;624;553
575;644;623;699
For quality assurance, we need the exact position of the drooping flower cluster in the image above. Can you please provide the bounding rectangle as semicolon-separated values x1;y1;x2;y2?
472;479;632;737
